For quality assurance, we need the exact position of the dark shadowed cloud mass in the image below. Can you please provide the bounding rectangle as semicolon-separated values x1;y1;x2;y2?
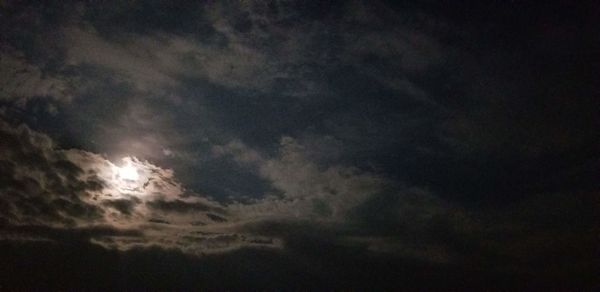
0;0;599;290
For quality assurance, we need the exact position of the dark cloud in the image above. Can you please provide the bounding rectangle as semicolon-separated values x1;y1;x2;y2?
205;213;227;223
146;199;225;214
148;218;170;225
0;118;104;225
1;224;143;243
102;197;140;215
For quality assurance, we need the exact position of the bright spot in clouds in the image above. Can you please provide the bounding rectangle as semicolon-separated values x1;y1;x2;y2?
113;158;143;194
118;162;139;181
104;156;181;198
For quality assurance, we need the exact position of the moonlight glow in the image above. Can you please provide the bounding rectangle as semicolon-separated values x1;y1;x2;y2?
118;162;139;181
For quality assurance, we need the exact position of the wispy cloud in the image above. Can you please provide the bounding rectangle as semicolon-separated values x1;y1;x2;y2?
0;46;72;104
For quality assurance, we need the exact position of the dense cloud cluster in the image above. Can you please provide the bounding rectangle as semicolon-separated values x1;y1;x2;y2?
0;118;282;255
0;119;102;226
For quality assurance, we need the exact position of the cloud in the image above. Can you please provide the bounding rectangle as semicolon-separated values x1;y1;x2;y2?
61;24;276;95
0;118;280;254
63;27;179;93
102;197;141;216
210;135;501;266
0;119;103;226
215;137;385;221
0;124;457;262
60;0;443;100
0;46;72;104
146;199;225;215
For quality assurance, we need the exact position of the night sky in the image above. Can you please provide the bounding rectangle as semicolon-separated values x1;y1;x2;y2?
1;0;599;290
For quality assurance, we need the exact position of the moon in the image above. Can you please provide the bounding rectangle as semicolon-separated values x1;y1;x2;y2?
118;163;139;181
